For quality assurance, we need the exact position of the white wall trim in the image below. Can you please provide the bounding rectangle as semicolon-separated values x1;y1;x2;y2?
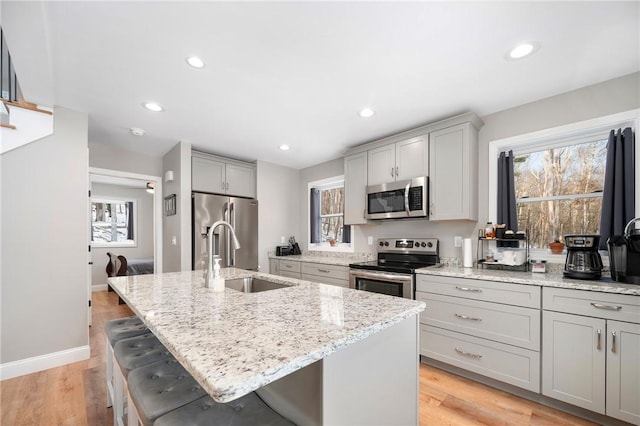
488;109;640;223
92;284;109;292
0;345;90;381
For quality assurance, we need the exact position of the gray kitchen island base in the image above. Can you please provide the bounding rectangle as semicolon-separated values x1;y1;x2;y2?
107;270;424;426
257;317;420;426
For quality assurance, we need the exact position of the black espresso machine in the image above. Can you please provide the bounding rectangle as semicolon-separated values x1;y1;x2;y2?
608;218;640;284
563;235;603;280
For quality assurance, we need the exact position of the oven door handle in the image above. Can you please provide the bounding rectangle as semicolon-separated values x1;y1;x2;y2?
404;182;411;215
350;269;412;283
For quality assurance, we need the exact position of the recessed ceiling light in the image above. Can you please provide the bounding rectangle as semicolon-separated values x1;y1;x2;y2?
507;41;540;60
186;56;205;69
130;127;145;136
143;102;165;112
359;108;375;118
279;144;290;151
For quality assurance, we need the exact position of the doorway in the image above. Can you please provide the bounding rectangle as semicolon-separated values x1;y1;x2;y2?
88;167;163;325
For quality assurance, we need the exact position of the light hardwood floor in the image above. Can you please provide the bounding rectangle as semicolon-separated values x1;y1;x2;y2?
1;290;597;426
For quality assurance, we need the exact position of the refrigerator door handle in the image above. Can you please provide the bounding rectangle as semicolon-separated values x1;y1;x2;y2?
229;202;235;267
223;203;230;267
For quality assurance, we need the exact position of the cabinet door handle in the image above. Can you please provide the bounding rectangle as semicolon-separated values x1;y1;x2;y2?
455;347;482;359
455;286;482;293
455;313;482;321
284;264;293;268
317;269;330;273
596;329;601;350
395;166;399;177
391;167;395;177
590;302;622;311
611;331;617;353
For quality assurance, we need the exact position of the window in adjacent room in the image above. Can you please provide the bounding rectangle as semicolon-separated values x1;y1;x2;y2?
513;137;607;249
91;198;137;246
309;176;353;252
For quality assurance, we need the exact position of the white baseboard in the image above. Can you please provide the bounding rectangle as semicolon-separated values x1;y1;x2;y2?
92;284;109;292
0;345;90;381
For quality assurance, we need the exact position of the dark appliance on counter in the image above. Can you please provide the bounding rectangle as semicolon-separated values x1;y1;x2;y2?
365;177;429;220
608;217;640;284
349;238;439;299
563;234;603;280
276;245;295;256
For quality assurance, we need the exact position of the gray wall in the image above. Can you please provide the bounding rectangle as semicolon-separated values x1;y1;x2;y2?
162;141;192;272
256;160;300;271
90;183;154;287
1;107;89;363
297;72;640;262
89;142;163;176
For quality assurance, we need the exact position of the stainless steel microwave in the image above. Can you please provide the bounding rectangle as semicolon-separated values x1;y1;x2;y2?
365;177;429;220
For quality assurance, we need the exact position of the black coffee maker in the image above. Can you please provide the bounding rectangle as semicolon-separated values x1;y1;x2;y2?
608;218;640;284
563;234;603;280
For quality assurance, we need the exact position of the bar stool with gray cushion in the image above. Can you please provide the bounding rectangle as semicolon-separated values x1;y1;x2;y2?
127;358;208;426
153;392;295;426
112;333;174;426
105;316;148;409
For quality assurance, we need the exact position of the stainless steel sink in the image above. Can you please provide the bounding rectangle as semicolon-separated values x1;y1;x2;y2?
225;277;290;293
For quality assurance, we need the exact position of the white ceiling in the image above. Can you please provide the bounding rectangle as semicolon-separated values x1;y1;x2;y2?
5;1;640;169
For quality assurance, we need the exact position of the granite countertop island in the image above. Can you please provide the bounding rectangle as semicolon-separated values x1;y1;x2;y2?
108;268;425;425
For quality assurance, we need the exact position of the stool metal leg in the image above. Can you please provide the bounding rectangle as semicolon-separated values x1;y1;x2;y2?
127;388;141;426
113;353;125;426
106;335;114;408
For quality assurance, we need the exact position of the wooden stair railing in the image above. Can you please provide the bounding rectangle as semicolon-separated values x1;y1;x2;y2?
3;100;53;115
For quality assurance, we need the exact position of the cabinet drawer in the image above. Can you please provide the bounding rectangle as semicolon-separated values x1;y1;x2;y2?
416;274;540;308
301;273;349;288
301;263;349;281
280;270;301;279
279;260;301;273
543;287;640;323
420;324;540;392
417;292;540;350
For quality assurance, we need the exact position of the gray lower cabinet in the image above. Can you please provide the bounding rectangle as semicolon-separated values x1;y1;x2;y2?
269;259;279;275
542;288;640;424
301;262;349;288
271;259;349;288
416;274;541;392
277;259;301;279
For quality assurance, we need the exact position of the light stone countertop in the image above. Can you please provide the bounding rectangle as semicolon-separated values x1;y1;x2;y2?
416;265;640;296
107;268;425;403
268;251;375;266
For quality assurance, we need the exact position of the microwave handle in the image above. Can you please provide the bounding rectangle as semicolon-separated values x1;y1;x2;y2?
404;182;411;215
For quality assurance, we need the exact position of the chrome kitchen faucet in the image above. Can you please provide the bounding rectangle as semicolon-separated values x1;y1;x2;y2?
205;221;241;288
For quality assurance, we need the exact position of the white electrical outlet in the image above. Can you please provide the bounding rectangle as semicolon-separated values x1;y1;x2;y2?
454;236;463;247
368;236;373;245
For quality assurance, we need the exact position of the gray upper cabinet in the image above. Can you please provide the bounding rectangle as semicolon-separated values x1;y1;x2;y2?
344;152;368;225
428;122;478;221
192;153;256;198
367;135;428;186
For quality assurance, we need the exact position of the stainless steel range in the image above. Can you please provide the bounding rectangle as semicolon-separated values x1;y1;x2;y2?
349;238;439;299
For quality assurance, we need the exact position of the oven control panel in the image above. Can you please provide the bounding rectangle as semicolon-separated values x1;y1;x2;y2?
377;238;438;254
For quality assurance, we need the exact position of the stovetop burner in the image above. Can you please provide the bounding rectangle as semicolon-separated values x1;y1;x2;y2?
349;238;439;274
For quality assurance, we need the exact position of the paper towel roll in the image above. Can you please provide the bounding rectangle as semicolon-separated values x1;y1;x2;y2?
463;238;473;268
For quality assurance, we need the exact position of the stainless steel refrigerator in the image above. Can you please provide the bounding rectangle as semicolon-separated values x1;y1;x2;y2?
192;192;258;271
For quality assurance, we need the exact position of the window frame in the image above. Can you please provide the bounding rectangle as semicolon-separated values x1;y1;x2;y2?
91;197;138;248
308;175;354;253
488;109;639;262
